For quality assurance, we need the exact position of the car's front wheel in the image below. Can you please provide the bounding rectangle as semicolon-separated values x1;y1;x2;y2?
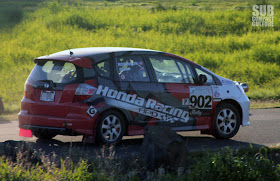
96;111;125;145
213;103;240;139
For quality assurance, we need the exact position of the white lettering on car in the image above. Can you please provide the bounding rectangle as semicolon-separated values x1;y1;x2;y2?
95;85;189;123
182;98;189;106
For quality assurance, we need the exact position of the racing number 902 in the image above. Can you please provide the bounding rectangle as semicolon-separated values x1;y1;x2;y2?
190;95;212;109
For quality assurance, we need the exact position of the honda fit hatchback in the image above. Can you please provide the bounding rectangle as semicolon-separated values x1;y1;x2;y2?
18;47;250;144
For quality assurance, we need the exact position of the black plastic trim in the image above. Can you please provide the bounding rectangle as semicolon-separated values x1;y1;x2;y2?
21;125;79;136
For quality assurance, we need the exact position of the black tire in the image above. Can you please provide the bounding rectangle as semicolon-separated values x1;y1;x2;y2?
33;130;57;140
96;110;125;145
212;103;240;139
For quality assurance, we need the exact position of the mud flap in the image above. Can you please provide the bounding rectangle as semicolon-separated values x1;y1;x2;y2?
19;128;33;137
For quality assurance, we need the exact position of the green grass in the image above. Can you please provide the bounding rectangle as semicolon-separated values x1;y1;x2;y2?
188;147;280;181
0;142;279;180
0;0;280;113
0;0;43;28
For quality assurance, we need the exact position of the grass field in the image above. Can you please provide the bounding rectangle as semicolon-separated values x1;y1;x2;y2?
0;0;280;113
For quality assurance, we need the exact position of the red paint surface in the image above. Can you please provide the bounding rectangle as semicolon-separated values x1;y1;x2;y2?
164;83;190;102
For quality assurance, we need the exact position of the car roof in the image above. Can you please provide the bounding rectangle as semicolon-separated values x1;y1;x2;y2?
35;47;199;68
50;47;162;57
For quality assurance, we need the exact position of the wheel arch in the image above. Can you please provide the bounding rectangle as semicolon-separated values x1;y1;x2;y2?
216;99;243;125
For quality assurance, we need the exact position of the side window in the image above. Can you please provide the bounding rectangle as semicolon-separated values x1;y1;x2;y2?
148;56;195;83
116;56;150;82
195;68;214;84
177;61;194;84
95;60;111;78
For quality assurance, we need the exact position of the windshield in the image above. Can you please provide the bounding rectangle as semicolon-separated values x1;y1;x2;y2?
29;60;78;84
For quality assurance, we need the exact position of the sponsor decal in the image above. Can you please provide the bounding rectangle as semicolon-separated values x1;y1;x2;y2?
190;110;202;116
87;105;97;117
222;80;233;85
96;85;189;123
213;98;222;102
189;86;212;109
214;91;220;98
182;98;189;106
120;74;126;80
119;67;131;72
118;62;139;67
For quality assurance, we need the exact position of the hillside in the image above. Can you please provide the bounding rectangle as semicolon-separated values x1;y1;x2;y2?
0;0;280;113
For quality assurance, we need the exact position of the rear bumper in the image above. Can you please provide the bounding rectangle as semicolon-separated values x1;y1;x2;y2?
21;124;72;135
18;110;98;136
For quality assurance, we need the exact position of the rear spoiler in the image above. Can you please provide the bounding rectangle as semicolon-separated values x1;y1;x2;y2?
34;55;93;68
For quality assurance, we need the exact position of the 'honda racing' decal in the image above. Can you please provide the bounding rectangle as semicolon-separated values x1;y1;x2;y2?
96;85;189;123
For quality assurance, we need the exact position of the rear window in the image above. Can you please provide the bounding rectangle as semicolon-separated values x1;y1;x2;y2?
29;60;94;84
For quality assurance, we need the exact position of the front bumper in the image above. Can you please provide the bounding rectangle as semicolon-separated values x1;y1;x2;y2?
238;94;250;126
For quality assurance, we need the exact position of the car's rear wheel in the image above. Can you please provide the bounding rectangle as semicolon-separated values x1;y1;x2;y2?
213;103;240;139
33;130;57;140
97;111;125;145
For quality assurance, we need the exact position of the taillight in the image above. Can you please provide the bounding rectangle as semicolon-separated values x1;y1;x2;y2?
24;84;28;98
73;83;97;102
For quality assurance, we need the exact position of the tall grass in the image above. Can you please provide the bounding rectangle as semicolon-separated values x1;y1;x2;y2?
188;147;280;180
0;1;279;113
0;142;279;180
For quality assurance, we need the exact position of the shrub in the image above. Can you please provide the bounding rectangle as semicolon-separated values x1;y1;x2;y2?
0;1;280;113
188;147;280;181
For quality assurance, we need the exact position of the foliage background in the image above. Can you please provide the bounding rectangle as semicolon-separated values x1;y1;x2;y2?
0;0;280;113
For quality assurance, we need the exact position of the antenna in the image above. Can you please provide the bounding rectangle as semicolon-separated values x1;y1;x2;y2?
65;44;73;56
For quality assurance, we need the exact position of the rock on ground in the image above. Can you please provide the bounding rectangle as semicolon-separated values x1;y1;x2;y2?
142;125;188;170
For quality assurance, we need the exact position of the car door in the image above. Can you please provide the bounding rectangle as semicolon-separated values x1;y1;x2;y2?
145;55;213;131
113;55;163;132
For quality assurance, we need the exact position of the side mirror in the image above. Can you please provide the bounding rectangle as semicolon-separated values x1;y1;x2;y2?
198;74;207;84
241;82;249;92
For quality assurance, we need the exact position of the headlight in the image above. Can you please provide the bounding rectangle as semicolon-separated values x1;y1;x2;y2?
240;82;249;92
234;82;249;93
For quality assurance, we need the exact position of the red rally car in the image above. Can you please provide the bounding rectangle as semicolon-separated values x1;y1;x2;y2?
18;47;250;144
